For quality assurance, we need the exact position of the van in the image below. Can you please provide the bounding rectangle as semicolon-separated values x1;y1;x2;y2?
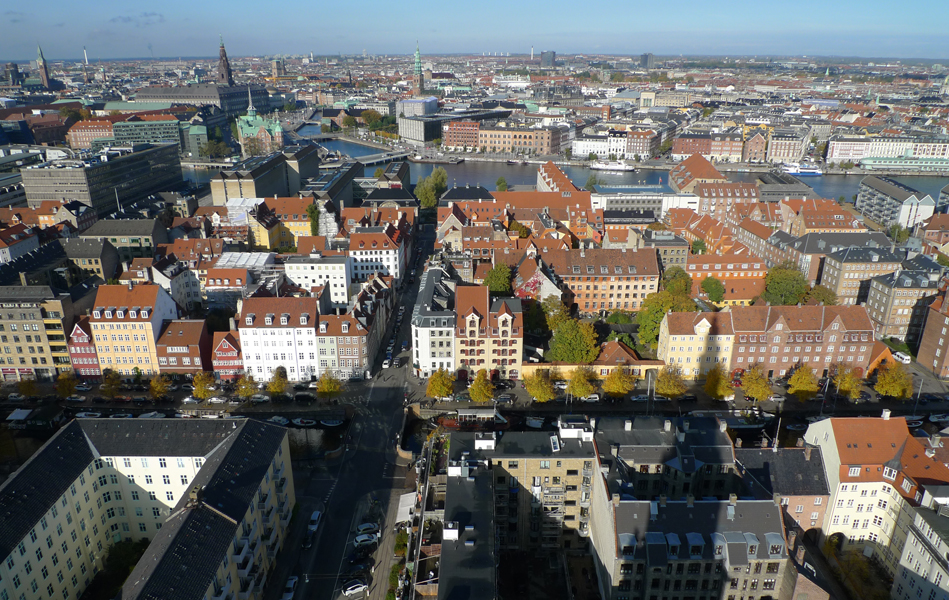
892;352;912;365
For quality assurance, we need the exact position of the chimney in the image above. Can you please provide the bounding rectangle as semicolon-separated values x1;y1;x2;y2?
760;437;769;448
683;420;690;431
687;494;694;507
659;494;667;507
612;493;620;507
664;420;672;432
127;281;133;291
774;493;782;506
796;438;804;447
590;417;597;429
624;419;632;431
728;493;738;506
804;446;812;461
229;317;236;331
720;420;727;432
788;530;797;551
796;543;806;563
882;409;891;420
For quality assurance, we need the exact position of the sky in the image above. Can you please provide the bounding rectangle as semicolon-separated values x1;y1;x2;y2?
2;0;949;62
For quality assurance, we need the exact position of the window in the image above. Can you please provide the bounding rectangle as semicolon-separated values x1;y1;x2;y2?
883;467;897;480
848;467;861;477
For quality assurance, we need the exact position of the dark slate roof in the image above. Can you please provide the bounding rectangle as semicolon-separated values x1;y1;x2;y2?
826;247;901;264
788;231;891;254
451;429;595;460
365;188;416;201
860;175;926;202
0;422;94;558
77;419;246;457
735;446;829;498
81;218;161;238
438;466;497;600
439;186;494;203
120;419;286;600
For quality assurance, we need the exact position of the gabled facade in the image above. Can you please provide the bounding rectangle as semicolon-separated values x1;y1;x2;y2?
68;315;100;381
453;286;523;381
211;331;243;381
155;319;212;379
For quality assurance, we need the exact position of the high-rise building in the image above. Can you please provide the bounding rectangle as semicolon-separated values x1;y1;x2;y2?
540;50;556;68
217;36;234;86
641;52;655;69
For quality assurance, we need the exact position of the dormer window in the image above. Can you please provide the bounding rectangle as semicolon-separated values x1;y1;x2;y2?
319;322;327;333
104;311;112;318
769;544;783;555
300;314;308;325
748;545;757;555
265;315;274;326
129;310;137;319
280;314;288;325
142;309;149;319
93;310;101;319
342;322;349;333
116;310;124;319
245;314;254;326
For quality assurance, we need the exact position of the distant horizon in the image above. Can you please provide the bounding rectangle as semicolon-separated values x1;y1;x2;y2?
2;0;947;62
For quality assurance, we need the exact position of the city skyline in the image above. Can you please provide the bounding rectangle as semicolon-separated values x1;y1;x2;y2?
2;0;948;61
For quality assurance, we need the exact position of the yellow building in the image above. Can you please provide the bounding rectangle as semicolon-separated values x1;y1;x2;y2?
89;283;179;378
453;286;524;381
657;312;734;379
251;197;316;250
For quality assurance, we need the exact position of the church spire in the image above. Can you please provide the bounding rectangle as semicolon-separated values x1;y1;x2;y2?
413;41;423;96
217;35;234;86
246;86;256;117
36;43;51;90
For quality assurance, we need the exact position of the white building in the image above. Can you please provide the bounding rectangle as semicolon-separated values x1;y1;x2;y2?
237;297;323;382
349;226;405;282
827;135;949;165
893;505;949;600
411;266;457;378
0;419;294;600
284;254;354;308
856;176;935;229
804;414;949;578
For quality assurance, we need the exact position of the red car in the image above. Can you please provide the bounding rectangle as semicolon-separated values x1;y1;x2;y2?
731;379;742;388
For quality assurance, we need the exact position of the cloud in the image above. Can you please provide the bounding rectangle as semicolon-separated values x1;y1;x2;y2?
6;11;25;23
108;12;165;27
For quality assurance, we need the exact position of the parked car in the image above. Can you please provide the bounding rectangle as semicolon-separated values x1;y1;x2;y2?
181;384;194;391
308;510;323;532
496;394;513;404
653;395;671;402
893;352;912;365
342;580;369;597
7;393;25;401
281;576;298;600
75;412;100;418
355;522;379;534
581;393;601;402
250;394;269;404
630;394;649;402
308;381;320;389
382;359;392;369
208;397;227;404
182;396;200;405
65;395;85;403
681;394;697;402
553;381;568;391
75;385;92;392
353;533;379;547
302;530;315;550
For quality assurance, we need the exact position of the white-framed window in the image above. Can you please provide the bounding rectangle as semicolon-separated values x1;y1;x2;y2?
883;466;897;480
848;467;861;477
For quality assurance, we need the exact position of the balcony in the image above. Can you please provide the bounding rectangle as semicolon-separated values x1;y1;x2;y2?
209;579;232;600
279;508;291;528
257;494;270;511
237;555;254;578
240;521;258;544
232;539;250;564
273;463;285;480
252;569;268;593
267;540;279;559
578;522;590;538
544;485;566;495
581;477;592;491
263;506;276;527
264;527;277;547
275;477;287;494
579;495;592;508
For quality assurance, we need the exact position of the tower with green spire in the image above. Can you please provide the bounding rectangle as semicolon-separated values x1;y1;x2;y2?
413;41;423;96
36;44;51;90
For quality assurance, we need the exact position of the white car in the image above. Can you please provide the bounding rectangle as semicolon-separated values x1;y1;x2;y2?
281;576;298;600
181;397;200;404
342;580;369;597
893;351;912;365
7;393;25;401
208;397;227;404
75;385;92;392
382;359;392;369
308;510;322;532
553;381;568;391
65;395;85;403
581;393;600;402
308;382;320;389
353;533;379;547
250;394;269;404
75;412;101;418
355;522;379;534
653;395;671;402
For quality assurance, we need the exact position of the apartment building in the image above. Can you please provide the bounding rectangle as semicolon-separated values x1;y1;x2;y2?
68;315;101;382
856;176;935;229
686;250;767;286
628;228;689;269
657;313;735;379
63;238;120;282
449;422;596;550
742;130;768;163
89;284;180;379
80;219;170;263
349;226;405;282
155;319;212;379
778;231;893;285
0;223;39;264
671;130;743;163
411;266;456;378
542;247;660;316
66;119;118;149
893;506;949;600
454;286;523;381
120;255;203;313
283;254;353;308
442;120;480;150
805;415;949;577
693;182;760;220
211;330;243;381
766;128;808;164
478;121;562;155
668;154;728;194
866;270;941;343
916;291;949;379
254;196;317;249
0;419;294;600
819;247;902;305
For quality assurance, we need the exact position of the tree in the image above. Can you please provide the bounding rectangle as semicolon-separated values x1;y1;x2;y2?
342;115;358;129
101;369;121;399
374;167;385;178
315;372;343;399
762;261;809;306
567;367;596;399
662;267;692;297
306;203;320;236
888;223;910;244
17;378;37;398
564;148;572;159
637;291;697;349
541;296;571;330
691;239;707;255
588;153;597;162
646;222;667;231
495;176;508;192
267;368;289;397
132;367;142;385
832;362;863;401
547;319;599;364
804;284;838;306
874;362;912;400
606;330;635;347
199;140;230;158
938;254;949;268
361;109;382;128
468;369;495;403
483;263;513;296
788;366;819;401
655;366;687;399
701;276;725;303
149;375;171;400
524;371;555;403
429;167;448;197
427;368;455;399
415;179;436;209
193;372;215;401
741;364;772;404
602;367;635;398
56;372;78;398
236;375;257;400
585;174;597;191
704;364;734;400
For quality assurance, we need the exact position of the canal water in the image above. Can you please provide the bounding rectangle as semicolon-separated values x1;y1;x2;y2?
184;136;949;201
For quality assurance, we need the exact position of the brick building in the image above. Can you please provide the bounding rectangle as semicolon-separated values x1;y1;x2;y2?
67;315;100;382
916;290;949;379
211;330;243;381
742;130;768;163
668;154;728;194
155;319;212;380
453;286;523;381
442;120;480;150
866;270;941;343
542;248;660;316
819;247;903;305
